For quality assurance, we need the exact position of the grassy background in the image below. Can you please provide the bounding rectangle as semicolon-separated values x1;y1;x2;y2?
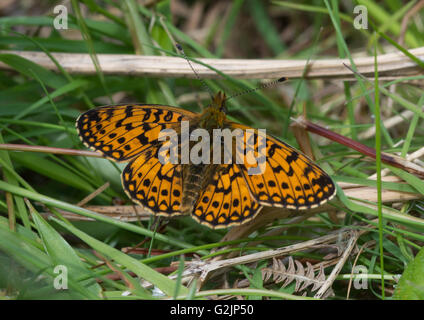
0;0;423;300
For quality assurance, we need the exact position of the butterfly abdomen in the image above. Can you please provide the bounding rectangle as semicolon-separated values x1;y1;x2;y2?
181;164;205;214
181;162;220;214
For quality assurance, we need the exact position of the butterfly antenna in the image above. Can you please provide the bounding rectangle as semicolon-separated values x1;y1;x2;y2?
176;43;214;99
225;77;287;102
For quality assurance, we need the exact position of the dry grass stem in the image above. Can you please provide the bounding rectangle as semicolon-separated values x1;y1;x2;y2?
1;48;423;79
167;229;365;290
314;230;360;299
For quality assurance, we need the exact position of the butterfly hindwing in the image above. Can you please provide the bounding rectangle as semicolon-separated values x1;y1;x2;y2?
192;164;262;229
76;104;196;161
121;146;184;216
228;122;336;210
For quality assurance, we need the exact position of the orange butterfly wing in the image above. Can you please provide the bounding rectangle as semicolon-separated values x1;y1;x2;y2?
77;104;196;215
76;104;196;161
228;122;336;210
192;164;262;229
76;104;335;227
121;146;184;216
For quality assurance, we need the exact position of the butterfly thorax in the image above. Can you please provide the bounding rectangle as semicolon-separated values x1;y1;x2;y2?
198;91;227;130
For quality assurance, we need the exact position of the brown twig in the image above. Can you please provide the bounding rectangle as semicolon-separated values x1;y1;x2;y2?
0;143;102;158
77;182;110;207
293;116;424;178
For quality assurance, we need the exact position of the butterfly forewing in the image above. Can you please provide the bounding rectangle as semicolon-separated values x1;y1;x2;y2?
76;105;196;161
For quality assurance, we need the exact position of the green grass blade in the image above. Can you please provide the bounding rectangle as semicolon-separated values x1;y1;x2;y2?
0;225;99;299
28;200;102;297
393;246;424;299
0;180;200;250
374;42;385;298
52;217;188;298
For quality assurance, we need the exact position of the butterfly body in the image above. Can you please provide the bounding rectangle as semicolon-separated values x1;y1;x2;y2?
181;163;219;214
178;91;230;214
76;92;336;229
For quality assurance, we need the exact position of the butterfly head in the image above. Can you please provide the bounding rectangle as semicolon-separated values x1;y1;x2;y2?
212;91;227;113
199;91;227;129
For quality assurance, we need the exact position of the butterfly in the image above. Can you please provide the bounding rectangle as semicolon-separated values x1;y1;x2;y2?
76;91;336;229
